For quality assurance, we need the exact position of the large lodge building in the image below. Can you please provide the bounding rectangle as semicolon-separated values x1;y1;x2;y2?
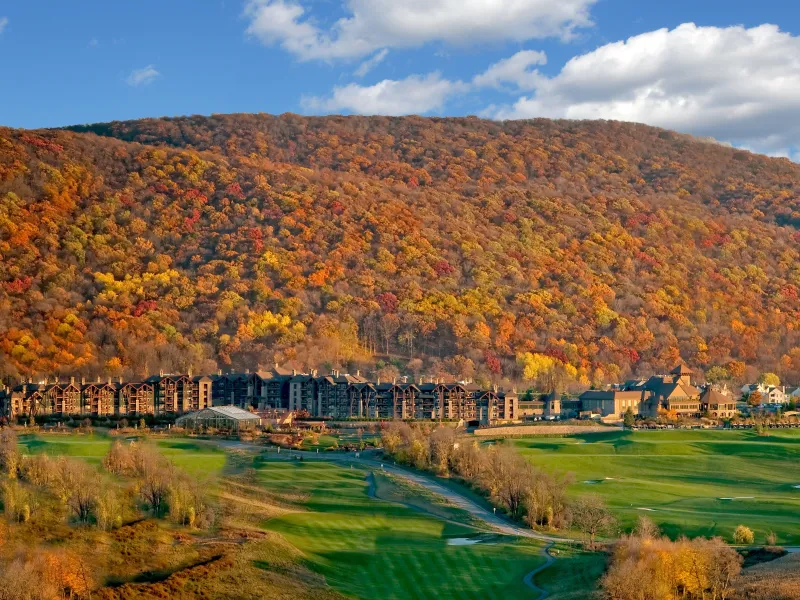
578;364;737;419
0;366;519;425
0;362;736;424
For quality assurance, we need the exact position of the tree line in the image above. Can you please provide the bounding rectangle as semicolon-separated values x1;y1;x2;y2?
380;422;614;537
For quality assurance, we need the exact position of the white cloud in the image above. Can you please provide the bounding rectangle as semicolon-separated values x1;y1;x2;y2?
244;0;596;61
0;17;8;34
488;23;800;156
303;72;467;115
126;65;160;87
355;49;389;77
473;50;547;90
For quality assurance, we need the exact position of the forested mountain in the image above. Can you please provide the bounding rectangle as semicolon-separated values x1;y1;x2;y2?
2;114;800;388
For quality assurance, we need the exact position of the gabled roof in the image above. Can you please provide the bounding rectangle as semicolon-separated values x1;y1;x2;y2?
671;363;694;376
177;405;261;422
700;387;732;406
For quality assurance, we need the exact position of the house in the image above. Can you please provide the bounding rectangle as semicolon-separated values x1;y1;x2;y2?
741;384;789;405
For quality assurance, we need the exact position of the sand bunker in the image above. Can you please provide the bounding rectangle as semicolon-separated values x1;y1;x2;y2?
719;497;755;500
583;480;603;484
448;538;481;546
447;535;499;547
637;508;656;512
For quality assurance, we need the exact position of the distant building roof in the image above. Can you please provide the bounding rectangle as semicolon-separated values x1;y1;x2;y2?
176;405;260;424
671;363;694;376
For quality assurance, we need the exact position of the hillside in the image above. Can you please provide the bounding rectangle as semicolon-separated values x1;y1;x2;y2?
1;114;800;387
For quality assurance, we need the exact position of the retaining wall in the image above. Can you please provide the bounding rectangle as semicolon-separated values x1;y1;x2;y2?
473;424;617;437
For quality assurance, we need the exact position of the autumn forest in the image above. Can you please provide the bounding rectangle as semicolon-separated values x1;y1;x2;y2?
1;114;800;388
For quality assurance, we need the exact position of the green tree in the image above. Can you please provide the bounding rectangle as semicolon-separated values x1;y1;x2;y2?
623;407;635;429
705;365;730;383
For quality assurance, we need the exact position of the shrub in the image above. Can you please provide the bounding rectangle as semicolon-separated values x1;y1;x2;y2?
734;525;755;545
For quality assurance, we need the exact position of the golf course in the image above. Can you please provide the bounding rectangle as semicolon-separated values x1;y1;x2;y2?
254;459;547;600
14;427;800;598
510;428;800;544
14;432;552;599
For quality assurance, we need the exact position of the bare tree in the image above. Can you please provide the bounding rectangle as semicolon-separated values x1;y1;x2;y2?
429;427;457;474
573;494;616;550
138;451;172;516
633;515;660;539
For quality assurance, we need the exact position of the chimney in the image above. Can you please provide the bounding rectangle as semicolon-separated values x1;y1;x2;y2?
218;369;222;376
292;369;296;376
43;376;48;385
274;362;278;370
377;377;381;385
159;369;164;378
107;376;112;385
393;377;397;385
97;376;101;384
356;370;360;377
188;367;193;378
70;376;75;386
118;376;123;384
81;376;86;386
245;368;250;374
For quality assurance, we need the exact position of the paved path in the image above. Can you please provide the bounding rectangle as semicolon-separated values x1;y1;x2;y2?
219;441;568;598
523;543;556;598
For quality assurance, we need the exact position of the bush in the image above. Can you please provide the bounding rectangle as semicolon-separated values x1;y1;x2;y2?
734;525;755;545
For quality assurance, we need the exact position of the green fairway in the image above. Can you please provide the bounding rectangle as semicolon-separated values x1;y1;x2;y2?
256;459;545;600
510;429;800;544
17;433;227;474
18;432;112;463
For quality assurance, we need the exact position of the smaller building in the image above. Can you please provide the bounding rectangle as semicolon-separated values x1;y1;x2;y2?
700;388;737;419
175;405;261;431
741;383;788;404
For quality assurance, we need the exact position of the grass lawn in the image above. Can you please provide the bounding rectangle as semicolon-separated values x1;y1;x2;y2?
536;543;606;600
17;433;227;475
256;459;545;600
299;434;341;451
511;429;800;544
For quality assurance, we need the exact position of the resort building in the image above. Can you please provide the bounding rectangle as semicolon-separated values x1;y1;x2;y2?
578;364;704;418
0;368;518;425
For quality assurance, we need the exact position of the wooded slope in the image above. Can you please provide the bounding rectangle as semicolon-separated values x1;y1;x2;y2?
1;114;799;386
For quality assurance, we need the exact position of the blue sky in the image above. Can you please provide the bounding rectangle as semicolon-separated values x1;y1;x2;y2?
1;0;799;157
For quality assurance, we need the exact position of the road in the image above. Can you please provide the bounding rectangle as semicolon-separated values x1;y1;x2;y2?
219;441;568;598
